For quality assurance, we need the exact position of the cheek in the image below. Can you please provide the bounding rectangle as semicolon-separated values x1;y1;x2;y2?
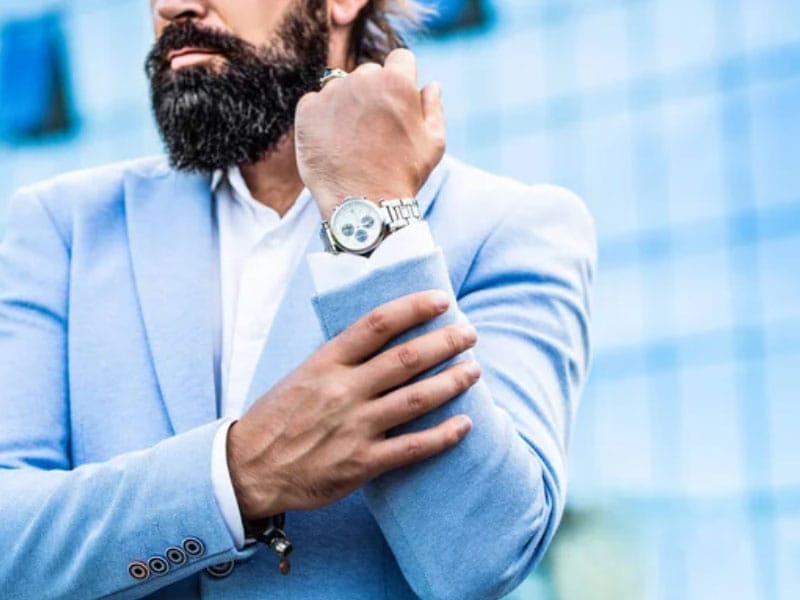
151;11;166;38
214;0;295;45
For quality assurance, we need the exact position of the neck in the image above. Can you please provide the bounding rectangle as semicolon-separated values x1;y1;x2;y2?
238;132;304;218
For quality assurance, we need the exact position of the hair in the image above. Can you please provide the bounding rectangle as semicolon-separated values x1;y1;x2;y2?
350;0;433;64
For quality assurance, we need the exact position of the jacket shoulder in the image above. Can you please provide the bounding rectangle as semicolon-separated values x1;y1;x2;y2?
438;155;593;226
17;155;170;203
434;155;596;263
9;155;172;241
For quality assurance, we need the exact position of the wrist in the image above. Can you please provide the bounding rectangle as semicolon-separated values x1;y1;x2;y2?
227;420;285;522
314;187;416;221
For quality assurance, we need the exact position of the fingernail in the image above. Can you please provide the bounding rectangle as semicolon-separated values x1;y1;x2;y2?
430;290;450;312
459;323;478;344
457;416;472;436
463;360;481;379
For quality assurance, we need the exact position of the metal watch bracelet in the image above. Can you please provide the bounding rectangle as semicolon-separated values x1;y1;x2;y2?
321;196;421;256
380;197;421;232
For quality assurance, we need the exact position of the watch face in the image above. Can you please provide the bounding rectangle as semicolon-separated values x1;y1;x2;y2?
331;198;384;253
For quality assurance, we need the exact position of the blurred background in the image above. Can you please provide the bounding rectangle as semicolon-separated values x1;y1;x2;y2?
0;0;797;598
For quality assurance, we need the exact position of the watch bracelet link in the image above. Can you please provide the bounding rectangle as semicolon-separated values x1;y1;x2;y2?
380;197;421;232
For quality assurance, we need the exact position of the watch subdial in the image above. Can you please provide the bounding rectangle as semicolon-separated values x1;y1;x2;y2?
332;197;383;253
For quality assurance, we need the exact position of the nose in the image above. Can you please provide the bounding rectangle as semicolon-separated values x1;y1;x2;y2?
154;0;208;23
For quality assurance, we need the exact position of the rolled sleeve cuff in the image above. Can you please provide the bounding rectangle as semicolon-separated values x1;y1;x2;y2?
307;221;435;293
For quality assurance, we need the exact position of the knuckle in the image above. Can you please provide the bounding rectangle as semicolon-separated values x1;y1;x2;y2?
351;443;372;471
384;68;411;92
341;442;371;481
326;380;351;404
414;294;436;318
443;328;462;354
397;345;421;370
446;427;462;446
453;369;471;390
404;439;423;461
354;61;381;76
405;388;428;413
389;48;414;62
365;309;391;336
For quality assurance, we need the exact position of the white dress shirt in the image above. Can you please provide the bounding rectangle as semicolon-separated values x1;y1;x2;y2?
208;166;434;548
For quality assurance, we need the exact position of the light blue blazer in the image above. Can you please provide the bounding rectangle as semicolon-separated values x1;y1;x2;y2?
0;154;596;600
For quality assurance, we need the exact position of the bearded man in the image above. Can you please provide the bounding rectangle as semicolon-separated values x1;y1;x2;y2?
0;1;596;599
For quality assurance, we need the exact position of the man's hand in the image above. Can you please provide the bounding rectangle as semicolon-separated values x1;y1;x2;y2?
227;290;478;521
294;49;446;220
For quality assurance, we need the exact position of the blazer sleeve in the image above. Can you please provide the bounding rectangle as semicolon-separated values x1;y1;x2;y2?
310;186;597;600
0;189;255;600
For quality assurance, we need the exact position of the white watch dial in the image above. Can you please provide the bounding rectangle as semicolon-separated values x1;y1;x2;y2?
331;198;384;253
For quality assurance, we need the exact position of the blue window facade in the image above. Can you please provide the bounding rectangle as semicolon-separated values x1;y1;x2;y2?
0;11;74;142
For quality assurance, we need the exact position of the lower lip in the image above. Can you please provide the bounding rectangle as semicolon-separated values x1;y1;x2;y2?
170;52;218;69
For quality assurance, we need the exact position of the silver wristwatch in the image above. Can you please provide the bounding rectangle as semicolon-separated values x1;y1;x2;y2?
321;196;421;256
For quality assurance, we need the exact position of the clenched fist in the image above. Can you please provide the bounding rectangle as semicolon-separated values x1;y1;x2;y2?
227;290;478;521
294;49;446;220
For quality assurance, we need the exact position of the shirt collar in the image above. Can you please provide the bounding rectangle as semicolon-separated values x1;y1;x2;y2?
212;166;314;230
210;168;226;192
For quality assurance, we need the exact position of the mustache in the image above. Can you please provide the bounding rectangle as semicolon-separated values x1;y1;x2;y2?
145;21;254;77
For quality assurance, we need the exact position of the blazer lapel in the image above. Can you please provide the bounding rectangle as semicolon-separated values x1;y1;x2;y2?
242;157;452;410
124;166;219;434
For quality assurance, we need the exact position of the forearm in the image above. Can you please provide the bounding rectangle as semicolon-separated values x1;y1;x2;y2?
363;353;559;600
0;419;255;600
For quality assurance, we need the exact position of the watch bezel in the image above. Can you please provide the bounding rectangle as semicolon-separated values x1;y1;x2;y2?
328;196;387;255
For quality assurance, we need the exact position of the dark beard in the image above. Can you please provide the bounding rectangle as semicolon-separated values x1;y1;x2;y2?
145;0;329;173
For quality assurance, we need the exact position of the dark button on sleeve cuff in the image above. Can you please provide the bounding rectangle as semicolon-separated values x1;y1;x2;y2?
165;545;187;566
128;560;150;581
147;556;170;577
182;536;205;558
205;560;235;579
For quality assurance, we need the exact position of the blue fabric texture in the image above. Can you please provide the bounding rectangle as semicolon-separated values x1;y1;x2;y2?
0;153;595;599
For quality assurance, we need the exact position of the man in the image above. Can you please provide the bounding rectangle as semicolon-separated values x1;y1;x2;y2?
0;0;596;598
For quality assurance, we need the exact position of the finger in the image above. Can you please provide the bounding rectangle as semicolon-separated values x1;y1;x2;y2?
384;48;418;85
327;289;452;364
420;81;444;132
319;75;348;95
369;414;472;473
356;320;478;397
351;61;381;77
363;359;480;434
